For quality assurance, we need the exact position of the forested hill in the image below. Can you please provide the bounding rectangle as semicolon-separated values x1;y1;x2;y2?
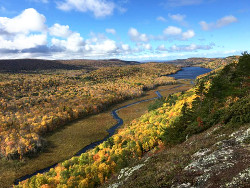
165;55;239;69
106;53;250;187
0;59;139;72
0;56;238;72
15;53;249;187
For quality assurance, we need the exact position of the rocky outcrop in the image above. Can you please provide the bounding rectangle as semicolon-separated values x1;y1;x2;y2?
172;128;250;188
103;125;250;188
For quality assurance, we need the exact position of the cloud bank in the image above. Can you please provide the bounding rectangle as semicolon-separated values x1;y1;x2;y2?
0;8;222;60
0;8;47;53
156;43;214;52
0;8;129;59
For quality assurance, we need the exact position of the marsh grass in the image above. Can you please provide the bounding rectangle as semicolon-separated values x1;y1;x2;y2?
0;111;115;188
118;84;193;126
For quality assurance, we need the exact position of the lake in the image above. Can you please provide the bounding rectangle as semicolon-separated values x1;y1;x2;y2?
169;66;212;79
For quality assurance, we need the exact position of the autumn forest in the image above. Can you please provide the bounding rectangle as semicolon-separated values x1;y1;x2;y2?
0;54;249;188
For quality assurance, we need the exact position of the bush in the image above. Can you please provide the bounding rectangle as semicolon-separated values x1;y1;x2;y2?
148;98;165;111
222;96;250;125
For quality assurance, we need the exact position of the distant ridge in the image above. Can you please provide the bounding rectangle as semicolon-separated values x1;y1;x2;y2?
164;56;239;66
0;59;139;72
0;59;78;71
161;56;240;69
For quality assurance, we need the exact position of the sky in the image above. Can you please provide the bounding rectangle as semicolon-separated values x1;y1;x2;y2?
0;0;249;61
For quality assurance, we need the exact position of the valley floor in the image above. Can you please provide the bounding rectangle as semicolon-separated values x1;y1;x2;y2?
0;81;192;188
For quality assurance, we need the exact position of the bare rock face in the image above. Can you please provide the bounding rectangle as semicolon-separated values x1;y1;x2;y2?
104;127;250;188
103;125;250;188
172;128;250;188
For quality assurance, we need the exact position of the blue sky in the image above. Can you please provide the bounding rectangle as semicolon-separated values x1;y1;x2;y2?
0;0;249;60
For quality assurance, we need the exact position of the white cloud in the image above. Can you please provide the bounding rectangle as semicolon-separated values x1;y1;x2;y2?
128;28;149;42
162;26;195;40
51;33;85;52
164;0;203;7
29;0;49;3
0;34;47;50
116;0;128;14
0;8;210;60
117;6;127;14
57;0;115;18
164;26;182;35
156;44;167;51
0;8;46;34
134;43;152;52
143;43;152;50
0;8;47;52
168;13;186;22
84;33;121;55
0;8;125;58
128;26;195;43
50;33;125;58
122;51;170;61
155;43;213;52
157;16;167;22
121;44;130;51
89;39;117;53
182;30;195;40
199;21;210;31
49;23;72;37
106;28;116;35
169;43;214;52
168;13;188;26
216;16;237;27
84;36;126;58
200;15;238;31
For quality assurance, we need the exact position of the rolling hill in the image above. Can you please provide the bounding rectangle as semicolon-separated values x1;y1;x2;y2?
0;59;139;72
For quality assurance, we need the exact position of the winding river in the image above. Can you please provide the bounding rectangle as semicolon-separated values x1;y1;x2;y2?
14;66;211;185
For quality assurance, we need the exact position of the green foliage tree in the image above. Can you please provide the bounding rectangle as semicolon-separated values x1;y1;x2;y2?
148;98;165;111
